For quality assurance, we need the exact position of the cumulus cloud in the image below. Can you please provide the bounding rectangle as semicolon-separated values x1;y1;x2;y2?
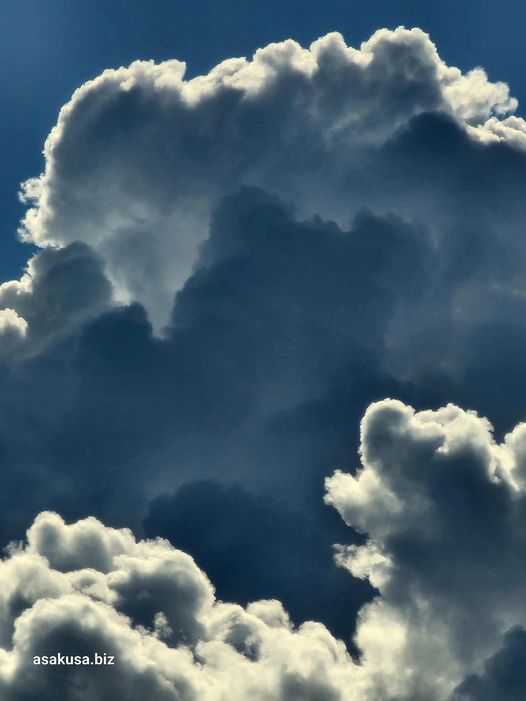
0;511;360;701
326;399;526;700
10;27;525;331
1;24;526;654
5;397;526;701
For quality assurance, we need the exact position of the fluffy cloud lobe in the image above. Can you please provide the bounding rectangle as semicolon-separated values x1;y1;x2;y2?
5;399;526;700
13;26;525;330
1;511;356;701
326;400;526;700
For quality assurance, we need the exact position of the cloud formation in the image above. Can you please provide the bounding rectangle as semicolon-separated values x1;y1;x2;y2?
0;242;111;352
326;399;526;700
5;397;526;700
1;25;526;653
13;27;525;330
0;511;358;701
0;309;27;355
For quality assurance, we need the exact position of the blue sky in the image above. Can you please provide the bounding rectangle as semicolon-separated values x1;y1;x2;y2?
2;0;526;282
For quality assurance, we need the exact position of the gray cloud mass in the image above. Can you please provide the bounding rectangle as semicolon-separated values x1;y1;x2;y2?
0;25;525;699
2;401;526;700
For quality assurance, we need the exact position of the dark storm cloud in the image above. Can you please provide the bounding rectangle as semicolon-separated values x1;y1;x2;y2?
1;139;526;632
144;480;371;643
0;190;425;636
0;26;525;698
452;627;526;701
0;242;112;353
3;402;526;701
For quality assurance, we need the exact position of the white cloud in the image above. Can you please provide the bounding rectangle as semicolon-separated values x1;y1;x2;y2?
10;27;525;333
4;395;526;701
326;399;526;700
0;511;360;701
0;309;27;355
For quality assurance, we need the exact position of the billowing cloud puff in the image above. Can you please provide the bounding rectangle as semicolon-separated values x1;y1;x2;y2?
0;243;112;353
0;511;360;701
326;399;526;700
5;394;526;701
12;27;524;330
0;309;27;355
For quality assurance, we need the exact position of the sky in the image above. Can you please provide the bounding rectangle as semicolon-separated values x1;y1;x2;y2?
3;2;526;700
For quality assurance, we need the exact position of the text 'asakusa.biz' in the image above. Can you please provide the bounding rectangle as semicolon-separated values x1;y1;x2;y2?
32;653;115;666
